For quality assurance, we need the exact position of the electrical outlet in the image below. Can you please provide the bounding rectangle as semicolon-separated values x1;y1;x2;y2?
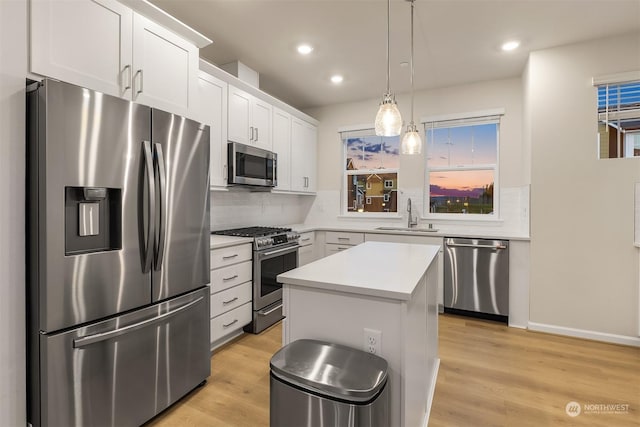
363;328;382;355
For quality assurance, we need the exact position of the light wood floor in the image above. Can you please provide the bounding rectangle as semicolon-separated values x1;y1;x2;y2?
147;315;639;426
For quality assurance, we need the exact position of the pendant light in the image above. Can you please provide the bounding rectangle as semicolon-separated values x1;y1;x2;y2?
401;0;423;154
375;0;402;137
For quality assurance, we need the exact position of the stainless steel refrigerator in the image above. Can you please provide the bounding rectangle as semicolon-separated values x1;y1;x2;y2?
26;79;211;427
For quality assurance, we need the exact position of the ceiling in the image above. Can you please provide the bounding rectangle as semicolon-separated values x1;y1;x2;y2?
149;0;640;110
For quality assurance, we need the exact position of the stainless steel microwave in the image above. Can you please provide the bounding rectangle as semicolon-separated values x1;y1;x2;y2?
227;142;277;187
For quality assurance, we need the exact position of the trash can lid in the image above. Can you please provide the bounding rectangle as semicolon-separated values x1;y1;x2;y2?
270;339;388;403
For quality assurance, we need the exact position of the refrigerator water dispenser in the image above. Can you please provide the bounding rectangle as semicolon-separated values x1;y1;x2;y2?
65;186;122;255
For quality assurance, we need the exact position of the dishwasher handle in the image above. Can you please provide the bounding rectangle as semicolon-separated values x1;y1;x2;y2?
446;242;507;250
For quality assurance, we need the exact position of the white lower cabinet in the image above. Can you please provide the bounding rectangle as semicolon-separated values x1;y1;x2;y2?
210;243;252;349
298;232;316;266
210;302;252;344
324;231;364;257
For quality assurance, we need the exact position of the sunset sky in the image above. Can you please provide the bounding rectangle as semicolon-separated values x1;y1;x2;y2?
345;135;400;170
344;123;497;197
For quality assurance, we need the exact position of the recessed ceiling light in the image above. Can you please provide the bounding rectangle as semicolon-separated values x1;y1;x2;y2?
501;40;520;51
331;75;344;84
297;44;313;55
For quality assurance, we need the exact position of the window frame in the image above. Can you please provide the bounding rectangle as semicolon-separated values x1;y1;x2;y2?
592;71;640;159
421;109;503;221
339;124;402;217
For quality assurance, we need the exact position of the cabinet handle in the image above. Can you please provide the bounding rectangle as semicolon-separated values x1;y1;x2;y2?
222;254;238;260
121;65;131;91
255;127;259;142
222;274;238;281
337;237;350;241
222;319;238;328
135;69;144;95
222;297;239;305
249;126;254;141
337;246;349;251
301;237;311;242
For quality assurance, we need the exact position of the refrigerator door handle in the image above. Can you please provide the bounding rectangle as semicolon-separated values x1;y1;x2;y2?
153;142;167;270
140;140;156;274
73;296;204;348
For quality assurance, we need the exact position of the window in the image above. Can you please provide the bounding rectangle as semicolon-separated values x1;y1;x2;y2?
342;128;399;214
423;113;501;217
595;79;640;159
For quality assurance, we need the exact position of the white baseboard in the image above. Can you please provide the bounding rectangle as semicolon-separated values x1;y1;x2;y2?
528;322;640;347
422;358;440;427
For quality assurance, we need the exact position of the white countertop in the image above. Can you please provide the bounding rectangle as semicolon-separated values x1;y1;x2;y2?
278;241;440;301
209;234;253;250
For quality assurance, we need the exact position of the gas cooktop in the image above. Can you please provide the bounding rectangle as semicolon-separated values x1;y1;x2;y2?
212;226;292;238
212;226;300;250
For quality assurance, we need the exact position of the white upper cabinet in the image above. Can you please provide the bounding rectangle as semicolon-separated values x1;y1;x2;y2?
228;85;272;151
227;86;251;145
30;0;202;118
31;0;133;98
272;107;291;191
131;13;198;116
291;117;317;193
197;71;228;188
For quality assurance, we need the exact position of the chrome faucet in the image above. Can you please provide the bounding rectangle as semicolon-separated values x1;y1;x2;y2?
407;198;418;228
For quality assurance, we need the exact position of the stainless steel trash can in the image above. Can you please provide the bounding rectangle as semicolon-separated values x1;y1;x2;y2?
270;339;389;427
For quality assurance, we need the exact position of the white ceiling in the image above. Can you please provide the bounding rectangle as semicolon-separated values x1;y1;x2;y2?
149;0;640;110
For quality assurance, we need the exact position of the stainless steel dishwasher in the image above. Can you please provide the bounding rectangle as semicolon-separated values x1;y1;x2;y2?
444;237;509;322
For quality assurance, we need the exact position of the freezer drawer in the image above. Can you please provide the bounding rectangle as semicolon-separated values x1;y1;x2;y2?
444;237;509;319
31;287;210;427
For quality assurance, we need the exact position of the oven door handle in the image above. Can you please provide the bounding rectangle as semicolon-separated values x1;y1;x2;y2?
259;244;300;259
258;303;283;317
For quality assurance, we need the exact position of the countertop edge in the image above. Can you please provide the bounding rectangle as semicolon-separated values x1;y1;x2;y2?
210;235;253;250
288;224;531;241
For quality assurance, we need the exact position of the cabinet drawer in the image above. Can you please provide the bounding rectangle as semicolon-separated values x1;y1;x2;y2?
210;302;252;343
299;231;315;246
211;260;252;293
325;243;353;257
325;231;364;245
210;243;252;268
210;282;252;318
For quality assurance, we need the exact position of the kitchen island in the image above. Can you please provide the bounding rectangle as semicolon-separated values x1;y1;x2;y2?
278;241;440;427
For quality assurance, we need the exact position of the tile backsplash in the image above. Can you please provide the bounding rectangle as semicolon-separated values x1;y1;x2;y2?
210;189;314;230
211;185;530;238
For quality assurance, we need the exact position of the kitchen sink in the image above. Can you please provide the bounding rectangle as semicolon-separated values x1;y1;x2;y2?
375;226;439;233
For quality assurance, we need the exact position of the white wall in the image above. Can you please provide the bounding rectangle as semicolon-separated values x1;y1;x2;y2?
0;0;27;424
528;32;640;339
303;77;529;237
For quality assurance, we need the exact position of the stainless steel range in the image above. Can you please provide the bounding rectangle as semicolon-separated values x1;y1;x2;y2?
212;226;300;333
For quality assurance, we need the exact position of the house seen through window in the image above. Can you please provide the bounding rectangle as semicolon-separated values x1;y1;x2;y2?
342;129;399;214
596;80;640;159
423;114;500;216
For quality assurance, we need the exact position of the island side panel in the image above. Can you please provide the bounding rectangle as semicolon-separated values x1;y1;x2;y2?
402;270;429;427
425;259;440;425
284;284;405;427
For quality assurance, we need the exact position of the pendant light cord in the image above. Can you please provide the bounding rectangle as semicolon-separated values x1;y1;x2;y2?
386;0;391;94
410;0;414;123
